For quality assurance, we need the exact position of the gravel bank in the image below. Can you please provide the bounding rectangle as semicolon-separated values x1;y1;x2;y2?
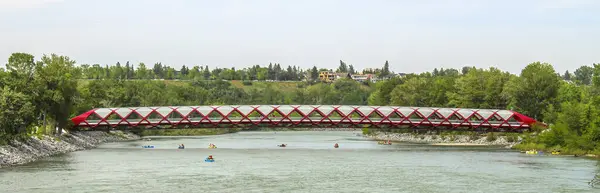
367;132;522;148
0;131;139;168
255;128;361;131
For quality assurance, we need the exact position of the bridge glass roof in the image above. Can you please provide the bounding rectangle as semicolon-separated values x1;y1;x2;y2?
71;105;538;129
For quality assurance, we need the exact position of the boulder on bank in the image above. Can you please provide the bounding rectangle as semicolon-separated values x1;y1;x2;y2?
0;131;139;168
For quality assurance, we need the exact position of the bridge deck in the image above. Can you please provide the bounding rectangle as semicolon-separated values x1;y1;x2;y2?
71;105;538;130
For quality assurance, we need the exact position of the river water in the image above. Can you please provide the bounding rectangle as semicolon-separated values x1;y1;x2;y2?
1;131;598;193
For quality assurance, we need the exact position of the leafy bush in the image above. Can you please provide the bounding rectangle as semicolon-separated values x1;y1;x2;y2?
449;135;456;141
506;135;516;142
486;132;497;142
513;143;546;151
362;128;371;135
468;132;480;141
242;81;253;86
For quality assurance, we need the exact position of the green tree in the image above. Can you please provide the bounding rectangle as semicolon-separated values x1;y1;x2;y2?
348;65;355;74
380;60;390;78
310;66;319;81
574;65;593;85
336;60;348;73
36;54;80;135
136;62;149;79
563;70;572;81
389;76;429;106
0;87;35;134
448;67;510;108
5;53;37;94
503;62;561;121
368;77;403;105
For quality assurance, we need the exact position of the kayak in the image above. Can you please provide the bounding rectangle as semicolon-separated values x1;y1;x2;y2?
378;142;392;145
205;159;215;162
278;145;287;147
525;150;539;155
208;146;217;149
178;147;184;149
142;145;155;148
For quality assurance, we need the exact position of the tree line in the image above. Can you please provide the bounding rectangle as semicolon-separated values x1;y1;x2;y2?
1;52;599;155
79;59;393;81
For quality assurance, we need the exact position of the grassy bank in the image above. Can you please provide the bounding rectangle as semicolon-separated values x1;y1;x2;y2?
513;142;600;157
361;128;521;142
139;128;241;136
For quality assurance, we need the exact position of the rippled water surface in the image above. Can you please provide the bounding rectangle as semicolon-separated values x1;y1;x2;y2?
1;131;598;193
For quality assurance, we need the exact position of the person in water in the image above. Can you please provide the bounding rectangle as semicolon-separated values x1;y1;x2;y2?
334;143;339;147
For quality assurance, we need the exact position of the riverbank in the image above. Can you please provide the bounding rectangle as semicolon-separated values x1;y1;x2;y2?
0;131;139;168
366;132;521;148
250;128;361;132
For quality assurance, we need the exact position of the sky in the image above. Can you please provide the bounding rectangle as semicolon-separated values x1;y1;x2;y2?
0;0;599;74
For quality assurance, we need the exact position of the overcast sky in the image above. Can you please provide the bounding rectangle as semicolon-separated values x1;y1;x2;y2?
0;0;598;74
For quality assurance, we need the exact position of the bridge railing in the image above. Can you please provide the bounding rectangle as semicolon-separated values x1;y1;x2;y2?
71;105;538;130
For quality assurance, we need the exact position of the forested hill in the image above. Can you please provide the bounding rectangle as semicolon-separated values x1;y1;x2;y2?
1;52;599;155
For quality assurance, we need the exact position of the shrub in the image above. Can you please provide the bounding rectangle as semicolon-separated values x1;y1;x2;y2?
486;132;497;142
469;132;480;141
242;81;252;86
362;128;371;135
506;135;516;142
449;135;456;141
513;143;546;151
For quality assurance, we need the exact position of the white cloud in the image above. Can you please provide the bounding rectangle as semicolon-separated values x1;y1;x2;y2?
0;0;64;9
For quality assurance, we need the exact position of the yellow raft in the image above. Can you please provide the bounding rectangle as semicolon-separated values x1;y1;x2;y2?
525;150;538;155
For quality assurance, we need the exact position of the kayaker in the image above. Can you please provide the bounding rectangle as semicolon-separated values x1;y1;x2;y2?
207;155;214;160
334;143;339;148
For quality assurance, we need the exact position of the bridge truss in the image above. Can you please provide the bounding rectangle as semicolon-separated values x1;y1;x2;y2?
71;105;539;131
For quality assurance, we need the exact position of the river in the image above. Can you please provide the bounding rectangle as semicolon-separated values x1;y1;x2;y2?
1;131;598;193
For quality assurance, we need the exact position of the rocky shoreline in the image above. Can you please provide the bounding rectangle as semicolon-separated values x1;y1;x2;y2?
0;131;139;168
366;132;522;148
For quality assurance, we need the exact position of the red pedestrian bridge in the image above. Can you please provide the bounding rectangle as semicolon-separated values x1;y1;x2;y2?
70;105;539;131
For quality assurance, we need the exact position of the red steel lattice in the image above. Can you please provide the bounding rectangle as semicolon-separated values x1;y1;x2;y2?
70;105;539;130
